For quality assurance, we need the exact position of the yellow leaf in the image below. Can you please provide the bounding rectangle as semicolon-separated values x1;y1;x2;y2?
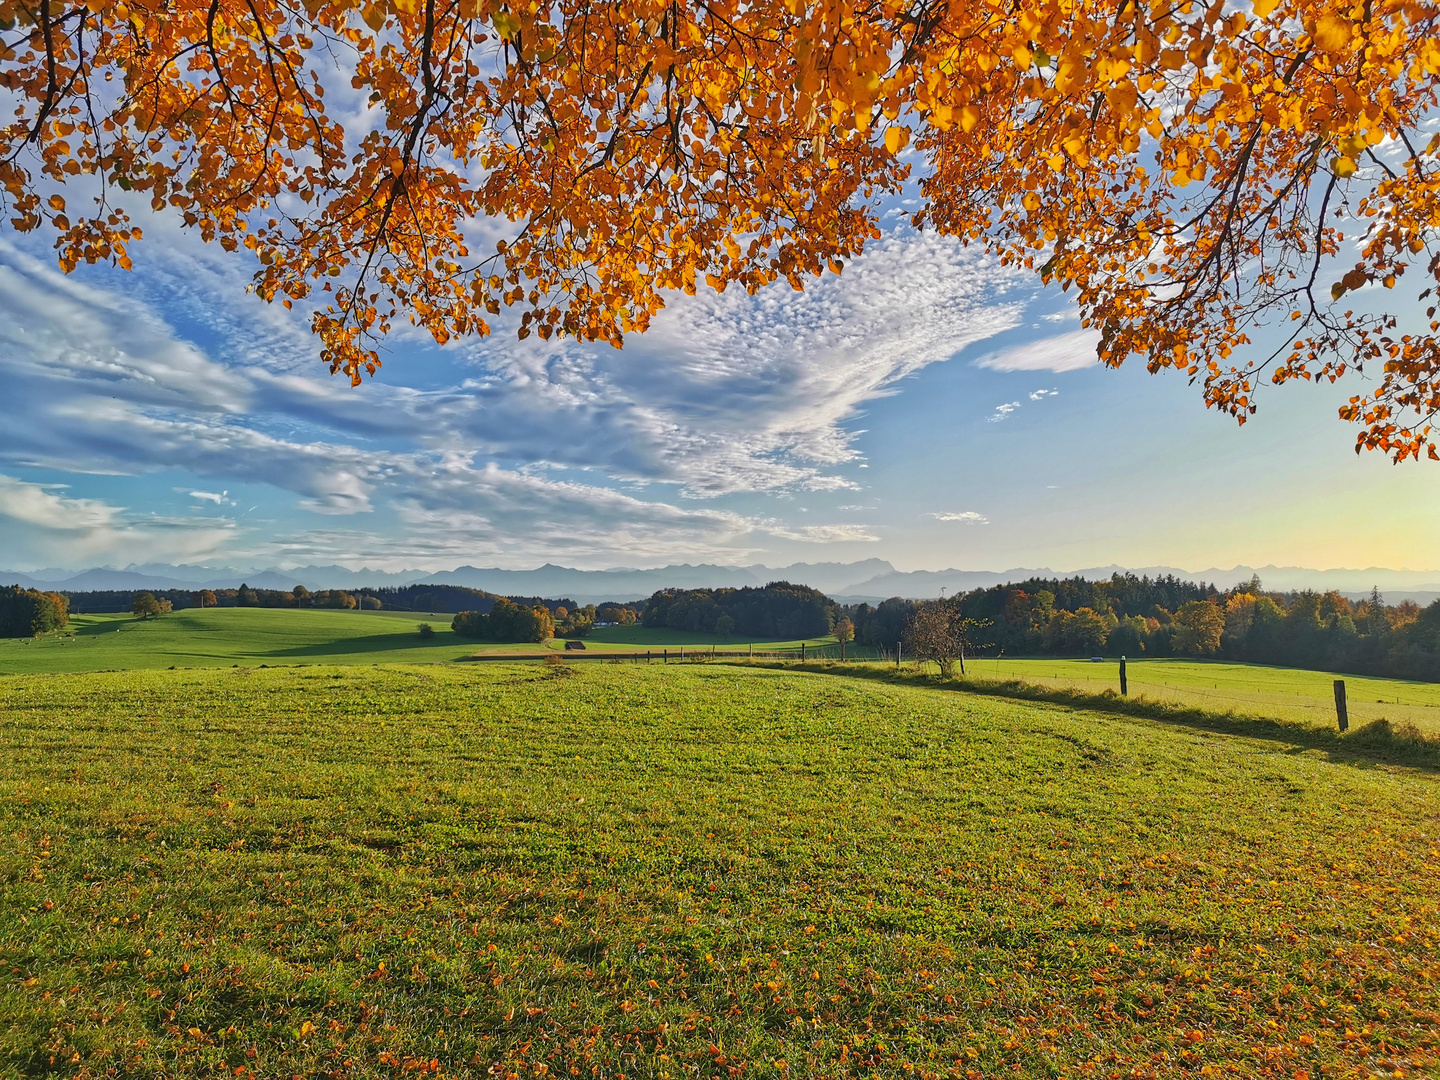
1251;0;1280;17
1312;15;1352;52
884;126;909;154
959;105;981;133
1333;155;1358;178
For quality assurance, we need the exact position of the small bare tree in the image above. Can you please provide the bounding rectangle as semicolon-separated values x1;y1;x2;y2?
904;601;989;678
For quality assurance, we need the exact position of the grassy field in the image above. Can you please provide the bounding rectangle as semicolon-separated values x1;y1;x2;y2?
955;658;1440;737
0;609;843;674
576;626;839;652
0;609;480;674
2;663;1437;1079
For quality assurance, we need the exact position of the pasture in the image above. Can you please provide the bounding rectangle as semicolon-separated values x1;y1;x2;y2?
0;609;840;675
965;658;1440;737
1;663;1436;1079
0;608;477;674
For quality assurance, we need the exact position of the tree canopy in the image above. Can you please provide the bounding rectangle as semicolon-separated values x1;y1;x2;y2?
643;582;834;638
4;0;1440;455
0;584;69;637
452;598;554;642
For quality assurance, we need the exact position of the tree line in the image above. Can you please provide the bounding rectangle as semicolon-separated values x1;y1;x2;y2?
53;584;589;616
0;585;70;637
842;573;1440;682
641;583;836;639
367;585;581;615
64;585;382;613
450;600;638;643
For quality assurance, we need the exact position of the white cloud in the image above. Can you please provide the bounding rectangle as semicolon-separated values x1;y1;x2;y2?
0;225;1024;568
0;476;119;531
1029;388;1059;401
987;401;1022;423
929;511;989;525
0;474;234;568
764;523;881;543
457;231;1025;496
974;329;1102;373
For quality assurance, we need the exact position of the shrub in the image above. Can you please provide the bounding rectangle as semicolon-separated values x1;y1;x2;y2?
417;623;435;639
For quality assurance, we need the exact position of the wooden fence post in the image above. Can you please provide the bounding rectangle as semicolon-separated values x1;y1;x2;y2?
1119;656;1128;696
896;642;902;669
801;642;806;662
1334;679;1349;732
663;649;668;664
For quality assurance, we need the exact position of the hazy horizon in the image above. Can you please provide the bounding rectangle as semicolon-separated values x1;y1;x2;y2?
8;556;1440;576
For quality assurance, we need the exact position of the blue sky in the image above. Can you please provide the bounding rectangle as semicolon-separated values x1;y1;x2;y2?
2;176;1438;574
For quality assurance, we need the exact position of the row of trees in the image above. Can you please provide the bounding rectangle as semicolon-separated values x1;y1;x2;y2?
234;584;382;609
843;574;1229;657
65;586;381;612
846;573;1440;682
63;583;598;616
451;600;555;643
0;585;70;637
367;584;580;615
642;583;835;639
1198;586;1440;681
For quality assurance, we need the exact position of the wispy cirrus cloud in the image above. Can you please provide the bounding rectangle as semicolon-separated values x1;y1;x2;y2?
929;511;989;525
0;222;1026;568
455;231;1026;496
974;329;1101;373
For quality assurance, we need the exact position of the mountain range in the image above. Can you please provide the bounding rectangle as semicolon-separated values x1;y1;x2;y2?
4;560;1439;605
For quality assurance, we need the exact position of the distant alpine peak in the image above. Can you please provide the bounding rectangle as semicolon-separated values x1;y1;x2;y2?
4;558;1438;604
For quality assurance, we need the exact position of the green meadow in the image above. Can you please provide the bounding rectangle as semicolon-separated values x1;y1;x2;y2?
6;608;1440;739
2;662;1438;1079
964;658;1440;738
0;609;479;673
0;609;840;675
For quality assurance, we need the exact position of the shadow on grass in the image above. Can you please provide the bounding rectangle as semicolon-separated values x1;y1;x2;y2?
731;660;1440;774
263;632;469;659
73;620;135;637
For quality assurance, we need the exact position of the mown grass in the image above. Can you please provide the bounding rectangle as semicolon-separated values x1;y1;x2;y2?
0;610;480;674
965;658;1440;738
568;627;837;651
0;610;843;674
2;663;1437;1079
752;661;1440;773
